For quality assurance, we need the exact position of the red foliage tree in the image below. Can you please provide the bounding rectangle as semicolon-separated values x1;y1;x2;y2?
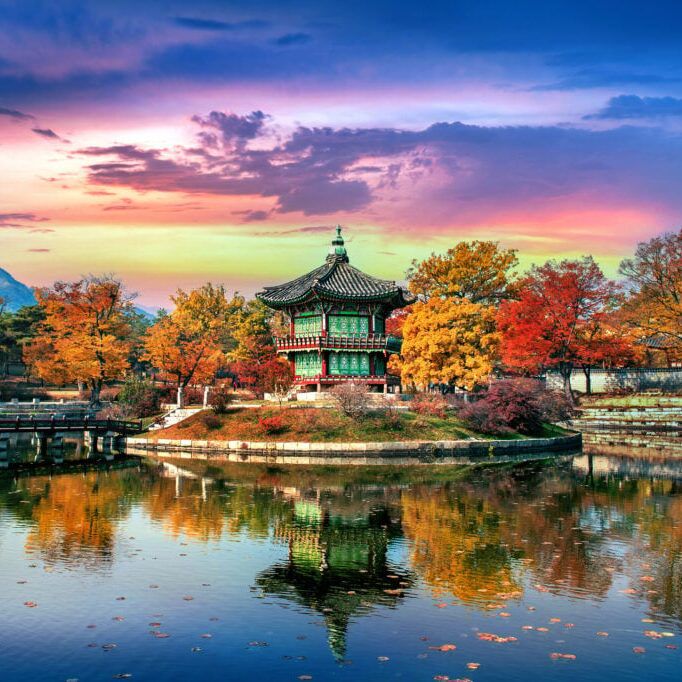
497;257;637;399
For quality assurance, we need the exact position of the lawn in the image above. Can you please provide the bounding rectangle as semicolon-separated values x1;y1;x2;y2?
147;406;568;443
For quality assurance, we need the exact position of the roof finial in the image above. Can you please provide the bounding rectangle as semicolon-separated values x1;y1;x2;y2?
328;224;349;262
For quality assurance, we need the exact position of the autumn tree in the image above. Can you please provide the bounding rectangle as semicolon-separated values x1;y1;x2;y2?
407;240;518;302
26;276;134;405
618;229;681;361
144;283;243;394
399;241;517;390
498;257;635;399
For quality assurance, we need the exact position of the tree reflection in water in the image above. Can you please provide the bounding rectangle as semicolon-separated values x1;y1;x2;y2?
0;458;681;657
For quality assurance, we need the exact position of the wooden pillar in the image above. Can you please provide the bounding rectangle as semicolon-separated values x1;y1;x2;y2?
321;351;328;377
369;354;375;376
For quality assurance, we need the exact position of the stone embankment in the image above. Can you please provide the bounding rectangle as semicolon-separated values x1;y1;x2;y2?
570;396;681;455
126;432;581;466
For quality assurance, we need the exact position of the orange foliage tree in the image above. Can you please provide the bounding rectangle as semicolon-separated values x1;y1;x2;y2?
498;257;637;398
619;229;682;362
25;276;134;405
144;283;243;393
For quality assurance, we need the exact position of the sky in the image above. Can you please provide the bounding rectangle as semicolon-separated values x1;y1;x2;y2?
1;0;681;307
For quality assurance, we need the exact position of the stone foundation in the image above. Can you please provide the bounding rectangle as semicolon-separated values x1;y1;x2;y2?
126;433;581;466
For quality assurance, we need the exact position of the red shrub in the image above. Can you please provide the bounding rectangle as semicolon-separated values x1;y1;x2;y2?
258;415;287;435
459;378;573;436
410;392;449;418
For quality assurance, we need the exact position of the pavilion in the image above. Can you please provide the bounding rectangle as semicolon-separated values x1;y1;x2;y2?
257;227;415;393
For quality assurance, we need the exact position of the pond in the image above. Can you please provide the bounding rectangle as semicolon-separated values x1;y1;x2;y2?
1;454;681;681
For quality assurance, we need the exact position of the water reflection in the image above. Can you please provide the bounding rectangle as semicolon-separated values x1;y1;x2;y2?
1;456;682;665
256;487;413;660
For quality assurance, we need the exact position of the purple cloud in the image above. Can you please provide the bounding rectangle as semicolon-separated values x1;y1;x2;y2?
0;213;49;228
75;112;682;221
0;106;34;120
586;94;682;119
32;127;68;142
273;33;312;47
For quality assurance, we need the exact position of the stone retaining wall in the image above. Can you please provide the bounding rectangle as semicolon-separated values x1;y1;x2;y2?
125;433;581;466
546;367;682;393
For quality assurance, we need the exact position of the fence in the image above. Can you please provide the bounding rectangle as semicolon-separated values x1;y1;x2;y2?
545;367;682;394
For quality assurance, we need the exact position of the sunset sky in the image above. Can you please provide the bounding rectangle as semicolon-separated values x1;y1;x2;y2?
1;0;681;307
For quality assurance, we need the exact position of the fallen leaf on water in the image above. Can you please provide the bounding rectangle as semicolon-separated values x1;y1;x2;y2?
191;647;202;653
200;634;212;639
499;612;511;618
429;644;456;652
153;633;170;639
298;677;313;681
436;603;448;608
620;588;637;595
633;647;646;654
521;626;534;630
536;627;549;633
640;576;655;582
644;630;663;639
550;653;576;660
641;618;655;623
112;616;125;622
102;644;117;650
596;632;609;637
112;675;132;679
115;597;126;601
665;644;678;650
466;663;480;670
149;622;161;627
549;618;561;623
564;623;575;628
182;596;194;601
23;601;37;608
377;656;390;662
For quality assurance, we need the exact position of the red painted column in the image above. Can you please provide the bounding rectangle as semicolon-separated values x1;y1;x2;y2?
321;351;328;377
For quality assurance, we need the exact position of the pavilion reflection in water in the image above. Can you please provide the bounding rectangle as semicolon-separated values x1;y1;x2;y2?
255;489;413;660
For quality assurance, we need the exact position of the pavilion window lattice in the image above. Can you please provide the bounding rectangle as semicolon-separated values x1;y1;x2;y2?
294;315;322;337
295;352;323;377
328;315;369;336
329;351;370;376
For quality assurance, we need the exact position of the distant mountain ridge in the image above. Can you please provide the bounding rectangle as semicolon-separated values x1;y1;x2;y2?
0;268;37;311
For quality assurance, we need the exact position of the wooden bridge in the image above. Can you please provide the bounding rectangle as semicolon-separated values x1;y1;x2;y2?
0;415;143;466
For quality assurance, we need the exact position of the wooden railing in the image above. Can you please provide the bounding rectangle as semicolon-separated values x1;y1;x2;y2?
275;334;401;352
0;415;143;434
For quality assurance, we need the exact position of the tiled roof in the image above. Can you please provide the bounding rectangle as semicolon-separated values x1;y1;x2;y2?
257;228;415;309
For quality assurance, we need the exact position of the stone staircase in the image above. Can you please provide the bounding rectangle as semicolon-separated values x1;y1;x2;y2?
570;397;682;454
148;407;204;431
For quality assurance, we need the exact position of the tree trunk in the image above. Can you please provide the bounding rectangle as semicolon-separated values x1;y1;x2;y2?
89;381;102;409
582;366;592;395
561;365;575;404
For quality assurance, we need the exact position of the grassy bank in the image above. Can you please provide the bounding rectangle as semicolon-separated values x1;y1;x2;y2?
148;406;568;443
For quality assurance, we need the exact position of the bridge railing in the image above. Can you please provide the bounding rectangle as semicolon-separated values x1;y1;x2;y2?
0;415;143;434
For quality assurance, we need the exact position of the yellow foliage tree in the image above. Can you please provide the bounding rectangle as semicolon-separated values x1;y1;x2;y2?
144;283;243;391
408;240;518;302
399;298;499;390
26;276;134;405
398;241;516;390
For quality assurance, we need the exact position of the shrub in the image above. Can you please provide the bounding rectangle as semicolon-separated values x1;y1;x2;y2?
258;415;287;435
410;392;448;418
117;376;160;417
459;378;570;436
210;385;235;414
201;412;222;430
329;382;371;419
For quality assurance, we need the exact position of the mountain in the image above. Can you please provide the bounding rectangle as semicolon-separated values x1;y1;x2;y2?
0;268;36;312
